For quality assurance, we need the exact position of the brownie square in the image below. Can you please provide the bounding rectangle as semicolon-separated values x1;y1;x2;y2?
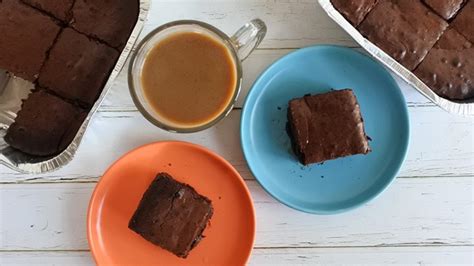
423;0;464;20
4;90;86;156
452;1;474;43
129;173;214;258
331;0;378;26
0;0;60;81
22;0;75;22
70;0;139;49
414;28;474;100
38;28;119;106
358;0;448;70
287;89;371;165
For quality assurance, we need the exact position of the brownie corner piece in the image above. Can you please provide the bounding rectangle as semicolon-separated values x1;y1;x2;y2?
4;90;86;156
358;0;448;70
287;89;370;165
331;0;378;26
71;0;139;49
0;0;60;81
129;173;213;258
38;28;119;106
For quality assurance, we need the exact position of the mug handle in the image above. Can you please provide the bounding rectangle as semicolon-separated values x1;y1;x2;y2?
230;19;267;61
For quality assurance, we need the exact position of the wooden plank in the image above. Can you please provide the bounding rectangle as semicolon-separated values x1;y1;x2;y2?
1;177;472;250
144;0;357;49
101;49;433;112
0;106;472;183
2;246;473;265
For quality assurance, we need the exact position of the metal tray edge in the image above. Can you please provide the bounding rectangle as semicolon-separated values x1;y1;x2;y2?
317;0;474;116
0;0;151;174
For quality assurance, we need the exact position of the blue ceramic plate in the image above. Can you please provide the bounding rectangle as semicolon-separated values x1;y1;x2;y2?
241;45;409;214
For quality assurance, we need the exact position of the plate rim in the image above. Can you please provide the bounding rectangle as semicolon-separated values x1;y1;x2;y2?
240;44;410;215
87;140;256;264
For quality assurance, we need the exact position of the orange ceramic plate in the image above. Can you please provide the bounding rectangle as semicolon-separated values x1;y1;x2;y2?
87;141;255;265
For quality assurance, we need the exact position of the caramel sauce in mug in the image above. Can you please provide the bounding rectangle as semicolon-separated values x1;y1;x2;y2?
141;32;237;127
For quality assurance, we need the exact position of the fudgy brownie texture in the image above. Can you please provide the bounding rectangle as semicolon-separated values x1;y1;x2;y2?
71;0;139;49
21;0;75;21
38;28;120;106
452;1;474;43
129;173;214;258
331;0;378;26
358;0;448;70
287;89;371;165
4;90;86;156
414;28;474;100
423;0;464;20
0;0;60;81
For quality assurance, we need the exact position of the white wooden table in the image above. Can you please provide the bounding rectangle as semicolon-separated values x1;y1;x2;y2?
1;1;473;265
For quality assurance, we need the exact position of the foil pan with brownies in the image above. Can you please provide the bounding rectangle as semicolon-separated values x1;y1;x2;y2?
319;0;474;116
0;0;150;173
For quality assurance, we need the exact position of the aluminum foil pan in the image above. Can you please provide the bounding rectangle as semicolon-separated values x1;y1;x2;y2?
318;0;474;116
0;0;150;174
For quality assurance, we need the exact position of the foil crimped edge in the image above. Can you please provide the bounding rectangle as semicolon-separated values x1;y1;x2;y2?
0;0;151;174
318;0;474;116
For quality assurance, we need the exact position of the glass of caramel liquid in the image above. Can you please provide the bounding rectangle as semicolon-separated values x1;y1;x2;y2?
129;19;266;132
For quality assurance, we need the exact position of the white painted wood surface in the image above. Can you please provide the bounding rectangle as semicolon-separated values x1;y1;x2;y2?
1;0;473;265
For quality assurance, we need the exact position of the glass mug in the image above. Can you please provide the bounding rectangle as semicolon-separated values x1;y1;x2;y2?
129;19;267;133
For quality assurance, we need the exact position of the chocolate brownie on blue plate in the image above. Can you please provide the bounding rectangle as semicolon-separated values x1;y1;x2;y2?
287;89;371;165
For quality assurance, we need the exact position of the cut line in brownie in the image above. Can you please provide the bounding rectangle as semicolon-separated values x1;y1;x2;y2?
21;0;75;22
331;0;378;26
422;0;464;20
4;90;87;156
70;0;139;49
38;28;120;106
358;0;448;70
287;89;371;165
414;28;474;100
129;173;214;258
452;1;474;43
0;0;61;82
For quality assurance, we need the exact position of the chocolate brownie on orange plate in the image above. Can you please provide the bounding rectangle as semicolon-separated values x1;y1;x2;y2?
129;173;214;258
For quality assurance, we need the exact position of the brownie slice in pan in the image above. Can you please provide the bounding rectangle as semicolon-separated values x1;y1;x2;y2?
4;90;86;156
287;89;371;165
423;0;464;20
452;1;474;43
21;0;75;22
129;173;214;258
331;0;378;26
358;0;448;70
70;0;139;49
415;28;474;100
0;0;60;81
38;28;119;106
